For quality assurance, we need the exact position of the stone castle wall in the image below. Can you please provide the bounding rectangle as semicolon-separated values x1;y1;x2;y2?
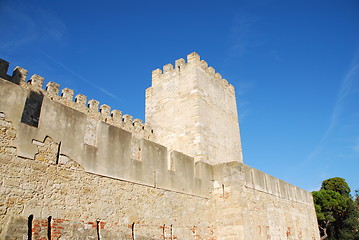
0;57;320;239
146;53;242;165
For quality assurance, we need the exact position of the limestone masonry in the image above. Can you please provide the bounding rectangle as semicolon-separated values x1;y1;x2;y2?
0;53;320;239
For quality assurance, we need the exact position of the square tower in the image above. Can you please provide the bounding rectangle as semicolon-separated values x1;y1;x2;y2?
145;52;243;165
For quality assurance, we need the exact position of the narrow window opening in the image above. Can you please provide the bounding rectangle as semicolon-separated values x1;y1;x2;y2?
162;224;166;239
170;224;173;240
55;142;61;164
153;170;157;188
222;184;225;198
28;214;34;240
96;220;101;240
131;222;135;240
138;148;141;161
47;216;52;240
21;91;43;127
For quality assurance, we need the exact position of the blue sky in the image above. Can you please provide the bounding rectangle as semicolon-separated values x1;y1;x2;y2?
1;0;358;193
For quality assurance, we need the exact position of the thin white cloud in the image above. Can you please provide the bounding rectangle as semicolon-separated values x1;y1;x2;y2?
233;80;252;123
39;51;122;104
306;51;359;163
228;15;258;57
353;138;359;153
224;14;261;123
0;1;66;49
35;8;66;42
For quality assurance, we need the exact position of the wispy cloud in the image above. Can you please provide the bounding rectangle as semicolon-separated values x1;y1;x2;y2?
227;15;258;57
353;138;359;153
39;51;122;104
0;1;66;50
233;80;252;123
223;15;259;122
306;51;359;163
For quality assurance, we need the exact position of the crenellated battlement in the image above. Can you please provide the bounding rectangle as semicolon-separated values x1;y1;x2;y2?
151;52;234;92
146;52;242;165
0;56;313;204
0;75;213;197
0;59;154;140
0;54;320;240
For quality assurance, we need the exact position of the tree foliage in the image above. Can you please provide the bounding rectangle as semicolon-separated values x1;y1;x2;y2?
312;177;359;240
321;177;351;197
313;190;347;222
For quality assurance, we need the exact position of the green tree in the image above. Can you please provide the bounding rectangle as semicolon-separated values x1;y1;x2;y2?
312;178;359;240
337;202;359;240
322;177;351;197
312;190;348;239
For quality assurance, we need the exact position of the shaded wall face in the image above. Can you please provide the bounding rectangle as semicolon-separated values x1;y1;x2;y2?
0;78;213;197
0;58;320;240
146;57;243;165
0;144;213;239
0;75;214;239
242;188;319;240
0;115;320;240
211;163;320;240
194;65;243;164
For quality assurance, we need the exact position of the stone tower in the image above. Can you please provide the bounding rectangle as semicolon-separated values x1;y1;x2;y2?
146;52;243;165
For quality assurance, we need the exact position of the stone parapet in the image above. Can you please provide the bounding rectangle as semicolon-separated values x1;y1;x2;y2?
146;52;242;165
0;71;213;197
0;56;320;239
151;52;234;93
0;58;154;141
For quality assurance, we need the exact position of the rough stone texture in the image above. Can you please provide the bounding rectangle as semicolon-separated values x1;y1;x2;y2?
146;52;243;164
0;132;212;239
0;55;320;239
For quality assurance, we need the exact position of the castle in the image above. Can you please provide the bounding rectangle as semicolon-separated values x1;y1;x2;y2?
0;52;320;239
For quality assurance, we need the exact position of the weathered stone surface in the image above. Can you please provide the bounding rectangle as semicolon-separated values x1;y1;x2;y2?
0;55;320;240
146;52;243;165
